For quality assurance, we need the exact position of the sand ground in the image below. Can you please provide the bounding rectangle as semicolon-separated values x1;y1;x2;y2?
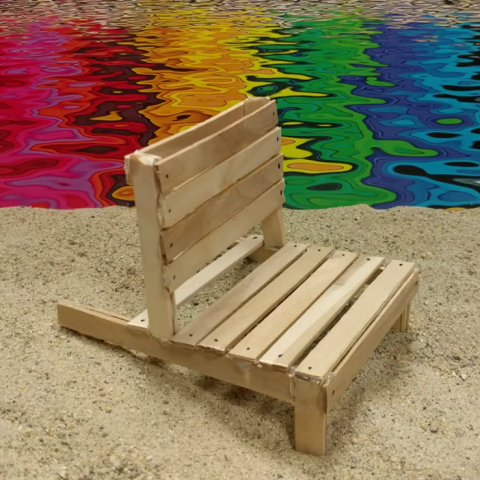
0;205;479;480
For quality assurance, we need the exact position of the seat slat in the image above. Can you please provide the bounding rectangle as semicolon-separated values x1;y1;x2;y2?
160;154;283;261
260;255;384;370
199;247;333;353
324;271;419;412
229;250;358;362
173;242;308;347
296;260;416;380
164;180;285;291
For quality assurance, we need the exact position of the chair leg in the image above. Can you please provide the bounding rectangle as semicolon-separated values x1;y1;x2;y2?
248;207;288;263
294;378;327;456
261;207;287;249
392;303;411;332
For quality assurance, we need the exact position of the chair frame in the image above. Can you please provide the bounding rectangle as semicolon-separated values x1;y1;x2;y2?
58;97;418;456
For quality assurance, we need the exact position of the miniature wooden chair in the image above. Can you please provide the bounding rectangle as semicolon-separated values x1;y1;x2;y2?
58;97;419;456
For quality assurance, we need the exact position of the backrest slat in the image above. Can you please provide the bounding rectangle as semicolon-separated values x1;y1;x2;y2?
142;102;246;157
125;97;269;185
163;180;285;292
159;127;281;227
160;153;284;262
155;100;278;194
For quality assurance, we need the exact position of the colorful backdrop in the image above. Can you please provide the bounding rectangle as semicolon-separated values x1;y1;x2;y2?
1;0;480;210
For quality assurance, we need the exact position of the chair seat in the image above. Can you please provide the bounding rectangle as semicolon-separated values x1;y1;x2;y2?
172;242;417;378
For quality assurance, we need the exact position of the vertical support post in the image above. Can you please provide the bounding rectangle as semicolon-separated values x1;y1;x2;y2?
251;96;286;252
130;153;177;339
392;303;411;332
261;207;287;249
294;378;327;456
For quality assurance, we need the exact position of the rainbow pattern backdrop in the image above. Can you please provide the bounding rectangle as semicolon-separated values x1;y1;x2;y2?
1;0;480;210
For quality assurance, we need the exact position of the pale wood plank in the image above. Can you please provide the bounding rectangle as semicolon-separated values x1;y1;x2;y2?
260;255;384;370
261;207;287;249
366;265;385;285
143;98;268;157
229;250;357;362
128;235;265;328
173;243;308;347
164;180;285;291
160;154;283;261
244;96;270;115
160;128;282;227
392;303;411;332
155;100;278;193
294;378;327;456
247;245;280;264
175;235;264;306
141;102;244;158
129;310;149;328
296;260;416;380
125;99;267;186
57;301;293;404
124;155;134;186
130;153;177;339
324;271;419;412
199;247;332;353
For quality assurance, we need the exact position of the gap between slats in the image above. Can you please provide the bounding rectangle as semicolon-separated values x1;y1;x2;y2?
295;260;416;380
172;242;308;347
160;154;283;262
163;180;285;291
159;128;282;227
155;100;278;194
259;255;384;370
141;98;268;159
228;249;357;362
324;271;419;412
198;247;333;353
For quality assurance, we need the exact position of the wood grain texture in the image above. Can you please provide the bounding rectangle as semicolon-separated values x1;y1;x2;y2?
160;155;283;261
228;250;355;362
155;100;278;193
392;303;411;332
142;98;268;158
172;243;308;347
164;180;285;291
260;255;384;370
130;153;177;339
199;247;332;353
324;271;419;412
57;302;294;404
159;128;282;227
128;236;264;328
294;378;327;456
261;207;287;249
296;260;416;380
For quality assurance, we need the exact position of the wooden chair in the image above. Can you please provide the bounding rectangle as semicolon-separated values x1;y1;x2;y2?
58;97;419;455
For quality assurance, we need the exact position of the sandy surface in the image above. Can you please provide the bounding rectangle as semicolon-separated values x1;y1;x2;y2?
0;205;479;480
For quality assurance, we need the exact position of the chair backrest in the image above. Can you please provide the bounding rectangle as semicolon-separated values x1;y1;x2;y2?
125;97;286;339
